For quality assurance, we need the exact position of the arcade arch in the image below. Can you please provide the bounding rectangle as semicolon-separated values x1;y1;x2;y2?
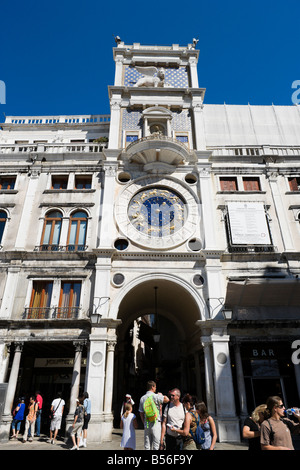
111;276;206;423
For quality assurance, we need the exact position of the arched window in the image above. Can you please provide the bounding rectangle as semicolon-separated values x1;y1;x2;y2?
41;210;62;250
0;210;7;244
67;210;88;251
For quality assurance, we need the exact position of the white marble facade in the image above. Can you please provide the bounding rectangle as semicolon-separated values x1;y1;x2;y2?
0;41;300;444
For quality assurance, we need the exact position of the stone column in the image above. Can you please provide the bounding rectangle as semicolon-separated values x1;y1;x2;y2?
84;326;108;443
211;328;240;442
69;341;84;415
15;171;40;250
97;163;118;249
201;337;215;416
0;265;21;319
198;167;218;251
267;171;294;251
3;343;23;415
0;342;10;383
108;100;121;149
102;339;117;441
194;351;203;402
192;100;206;150
114;55;124;86
233;342;248;422
0;342;23;441
104;340;116;415
65;341;84;437
189;56;199;88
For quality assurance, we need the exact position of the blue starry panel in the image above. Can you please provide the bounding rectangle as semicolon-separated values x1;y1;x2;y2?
122;109;143;130
171;110;192;131
122;108;191;133
124;66;189;88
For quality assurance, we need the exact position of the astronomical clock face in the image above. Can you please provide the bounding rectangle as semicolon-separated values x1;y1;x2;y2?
115;177;199;250
128;187;186;238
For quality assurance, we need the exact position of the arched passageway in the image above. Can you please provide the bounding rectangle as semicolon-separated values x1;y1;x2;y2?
112;277;205;424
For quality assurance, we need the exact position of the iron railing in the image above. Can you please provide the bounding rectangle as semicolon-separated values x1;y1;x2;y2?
35;245;88;252
23;306;81;320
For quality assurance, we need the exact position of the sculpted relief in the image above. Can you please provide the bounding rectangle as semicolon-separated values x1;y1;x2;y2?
134;67;170;88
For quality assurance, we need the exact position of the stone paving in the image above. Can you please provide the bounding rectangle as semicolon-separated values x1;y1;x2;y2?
0;429;248;451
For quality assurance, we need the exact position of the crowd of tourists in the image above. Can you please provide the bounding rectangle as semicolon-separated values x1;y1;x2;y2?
10;390;91;450
8;383;300;451
121;381;300;451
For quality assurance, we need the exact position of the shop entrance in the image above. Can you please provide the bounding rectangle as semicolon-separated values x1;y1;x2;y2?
112;277;203;426
239;342;299;413
12;341;86;436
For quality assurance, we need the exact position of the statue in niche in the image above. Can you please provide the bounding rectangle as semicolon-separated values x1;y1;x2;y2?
134;67;166;87
150;124;165;136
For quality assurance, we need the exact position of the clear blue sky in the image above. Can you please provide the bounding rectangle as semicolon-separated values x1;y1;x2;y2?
1;0;299;122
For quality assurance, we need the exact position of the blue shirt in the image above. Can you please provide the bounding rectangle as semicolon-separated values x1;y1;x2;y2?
14;403;25;421
84;398;91;414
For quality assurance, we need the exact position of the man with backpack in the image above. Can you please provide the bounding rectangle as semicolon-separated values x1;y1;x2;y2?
160;388;186;450
139;380;169;450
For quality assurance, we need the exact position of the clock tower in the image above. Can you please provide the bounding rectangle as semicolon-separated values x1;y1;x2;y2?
92;41;240;443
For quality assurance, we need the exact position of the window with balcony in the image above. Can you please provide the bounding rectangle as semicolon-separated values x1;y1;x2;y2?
0;177;16;190
67;210;88;251
40;210;62;251
28;281;53;319
51;175;68;189
57;281;81;318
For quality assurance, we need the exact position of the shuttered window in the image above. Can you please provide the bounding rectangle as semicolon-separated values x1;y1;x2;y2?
243;177;261;191
220;177;238;191
288;177;300;191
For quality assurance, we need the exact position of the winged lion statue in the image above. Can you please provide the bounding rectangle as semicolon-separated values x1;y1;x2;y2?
134;66;166;87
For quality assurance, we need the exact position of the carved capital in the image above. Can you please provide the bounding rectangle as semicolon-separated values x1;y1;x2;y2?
14;342;24;353
107;340;117;353
110;100;121;111
73;341;86;352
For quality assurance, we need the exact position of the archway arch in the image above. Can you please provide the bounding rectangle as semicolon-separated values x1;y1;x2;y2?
112;275;206;425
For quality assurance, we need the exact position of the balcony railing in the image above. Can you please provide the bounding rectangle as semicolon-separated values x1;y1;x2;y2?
227;244;276;253
207;145;300;157
5;114;110;125
0;142;107;155
35;245;88;252
126;133;189;152
23;306;81;320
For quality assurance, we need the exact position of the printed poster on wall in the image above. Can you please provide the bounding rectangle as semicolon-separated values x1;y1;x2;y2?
227;202;271;245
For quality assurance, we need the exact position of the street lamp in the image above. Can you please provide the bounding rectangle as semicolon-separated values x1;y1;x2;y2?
222;309;233;321
89;297;110;325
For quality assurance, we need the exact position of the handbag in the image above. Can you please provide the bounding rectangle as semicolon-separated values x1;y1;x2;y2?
49;399;62;420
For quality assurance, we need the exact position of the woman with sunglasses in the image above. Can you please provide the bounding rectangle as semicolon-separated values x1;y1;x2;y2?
260;396;300;450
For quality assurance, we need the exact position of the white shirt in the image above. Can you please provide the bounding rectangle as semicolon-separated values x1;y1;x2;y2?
51;398;65;417
163;402;185;437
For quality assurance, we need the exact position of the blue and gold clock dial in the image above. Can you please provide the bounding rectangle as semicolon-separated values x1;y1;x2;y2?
128;187;186;237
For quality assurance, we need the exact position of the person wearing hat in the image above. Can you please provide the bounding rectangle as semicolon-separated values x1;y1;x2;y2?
120;394;135;417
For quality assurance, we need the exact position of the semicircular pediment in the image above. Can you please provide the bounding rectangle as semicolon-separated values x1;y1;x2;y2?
122;134;196;169
142;106;173;118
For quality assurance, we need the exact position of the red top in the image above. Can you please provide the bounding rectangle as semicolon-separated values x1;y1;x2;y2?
36;394;43;410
